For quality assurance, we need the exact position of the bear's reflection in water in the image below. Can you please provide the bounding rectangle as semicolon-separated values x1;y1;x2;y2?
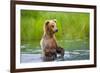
20;50;89;63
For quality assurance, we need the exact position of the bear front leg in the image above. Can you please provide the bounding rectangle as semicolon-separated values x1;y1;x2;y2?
43;49;57;61
56;47;64;59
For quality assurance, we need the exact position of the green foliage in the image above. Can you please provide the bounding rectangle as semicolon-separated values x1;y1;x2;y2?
21;10;90;52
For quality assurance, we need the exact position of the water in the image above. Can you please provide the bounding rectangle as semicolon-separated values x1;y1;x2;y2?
20;40;89;63
20;49;89;63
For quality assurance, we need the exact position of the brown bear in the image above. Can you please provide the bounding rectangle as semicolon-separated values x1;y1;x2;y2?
40;19;64;61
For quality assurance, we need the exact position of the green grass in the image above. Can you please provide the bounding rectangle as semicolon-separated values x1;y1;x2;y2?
20;10;90;53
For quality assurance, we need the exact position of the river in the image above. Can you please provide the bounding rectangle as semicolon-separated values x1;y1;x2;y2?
20;49;89;63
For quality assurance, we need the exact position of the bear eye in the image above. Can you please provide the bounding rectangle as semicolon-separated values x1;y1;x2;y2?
51;25;54;28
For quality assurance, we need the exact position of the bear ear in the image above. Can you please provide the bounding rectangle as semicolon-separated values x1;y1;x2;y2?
45;20;49;26
53;19;57;23
44;20;50;32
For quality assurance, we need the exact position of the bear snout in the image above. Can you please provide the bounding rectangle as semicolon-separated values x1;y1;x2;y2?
55;29;58;32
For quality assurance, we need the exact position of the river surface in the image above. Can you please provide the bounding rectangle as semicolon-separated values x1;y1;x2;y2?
20;49;89;63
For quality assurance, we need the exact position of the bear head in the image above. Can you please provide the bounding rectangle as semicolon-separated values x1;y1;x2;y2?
44;19;58;34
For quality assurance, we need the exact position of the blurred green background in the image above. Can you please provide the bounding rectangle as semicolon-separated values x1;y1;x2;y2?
20;10;90;53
